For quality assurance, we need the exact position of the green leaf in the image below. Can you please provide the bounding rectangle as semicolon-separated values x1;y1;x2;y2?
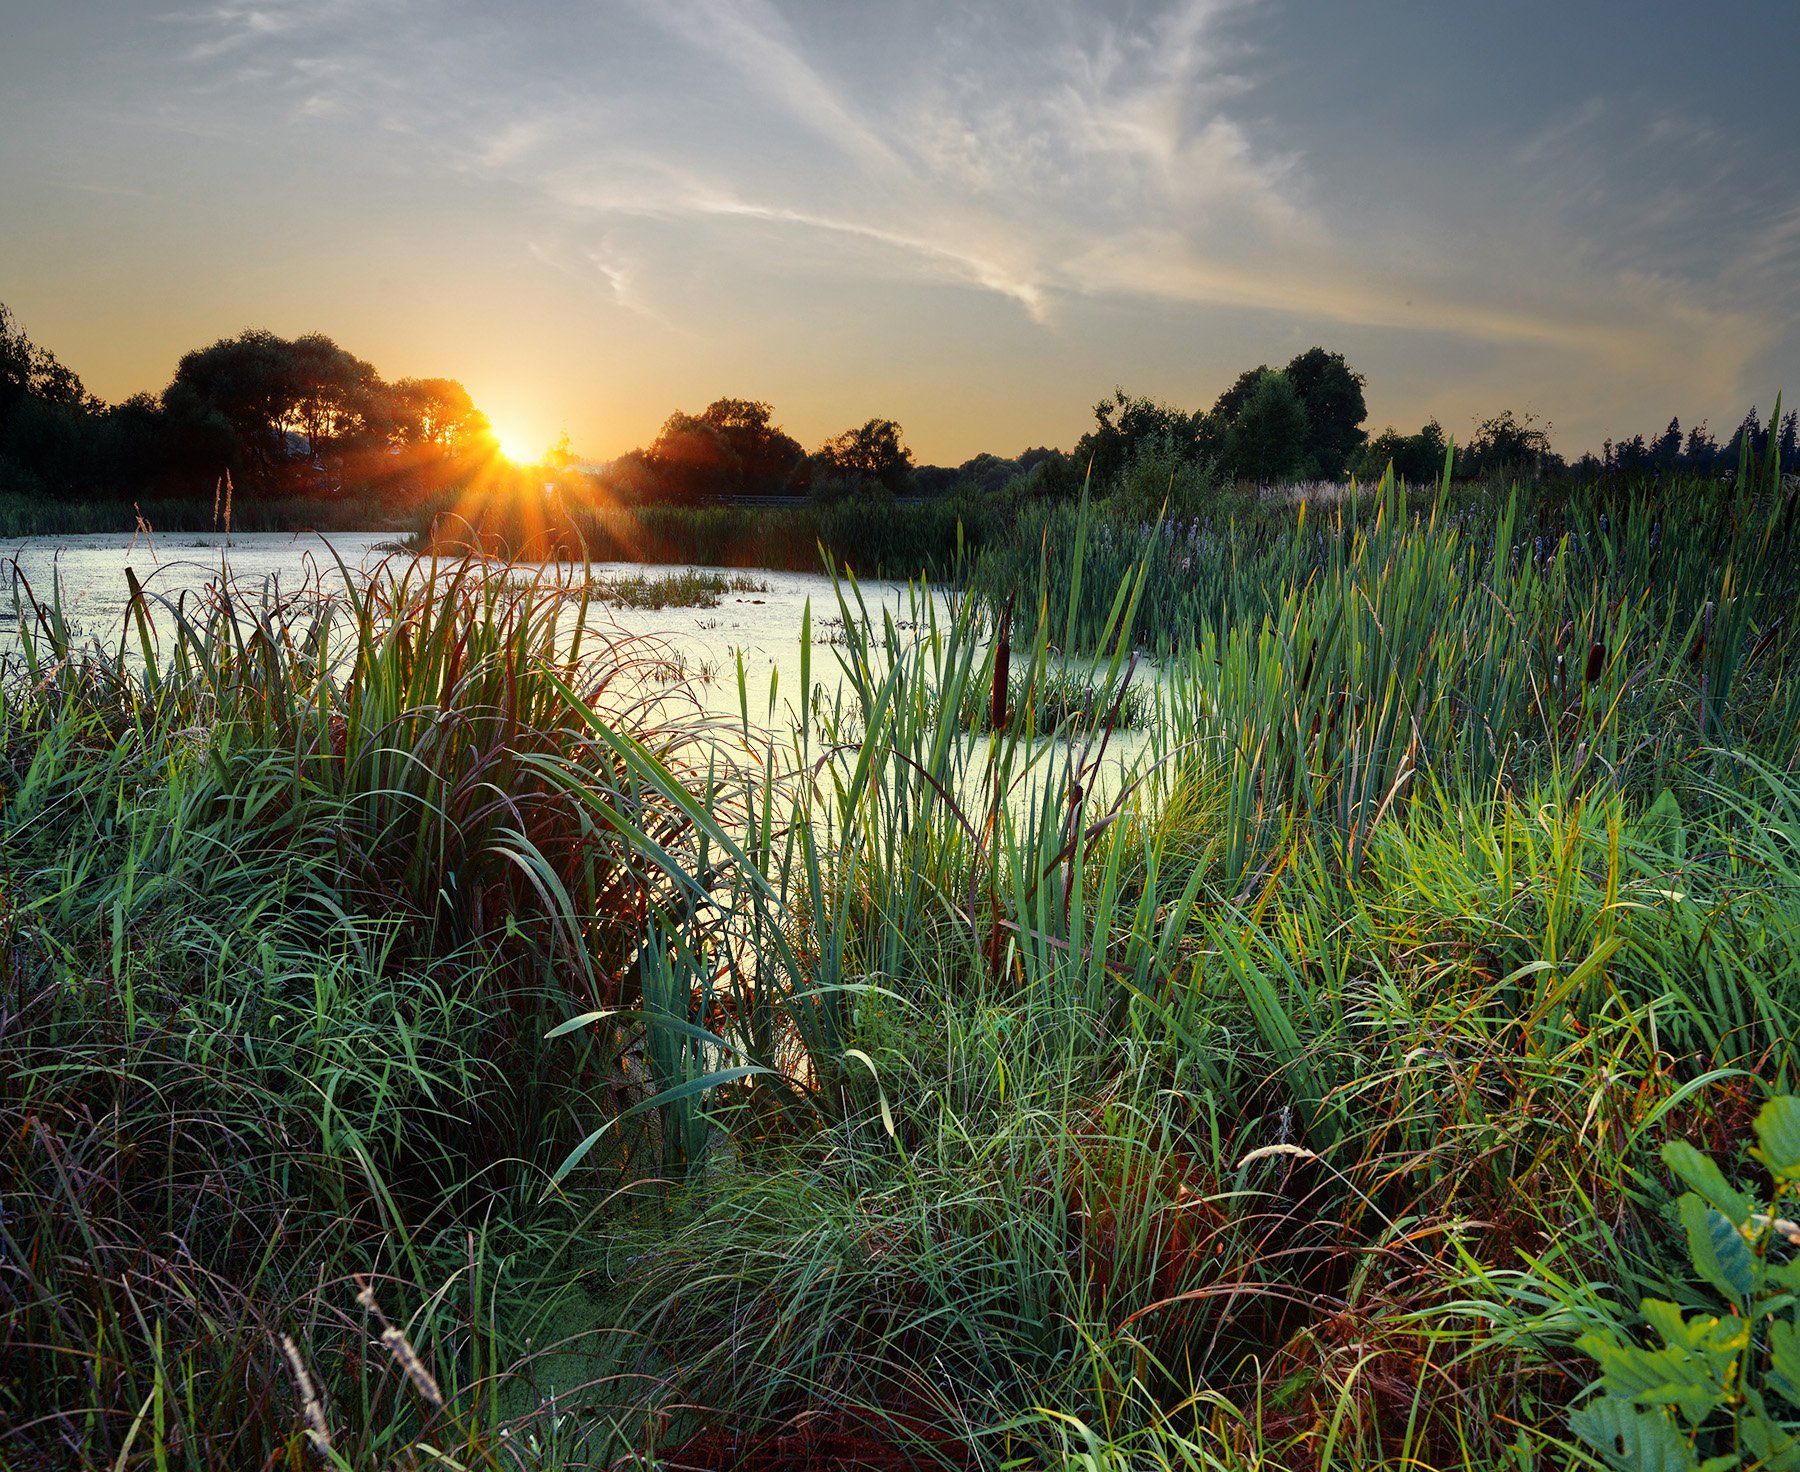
1662;1141;1753;1225
1755;1098;1800;1182
1569;1395;1700;1472
1770;1318;1800;1409
1740;1389;1800;1471
1679;1193;1757;1301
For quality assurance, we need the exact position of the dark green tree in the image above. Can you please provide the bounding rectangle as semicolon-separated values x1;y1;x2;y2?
814;417;914;497
1074;389;1204;490
1353;418;1446;484
1281;347;1367;477
1223;370;1310;484
1463;408;1557;480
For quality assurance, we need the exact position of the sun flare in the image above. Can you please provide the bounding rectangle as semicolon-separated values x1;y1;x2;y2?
488;421;541;465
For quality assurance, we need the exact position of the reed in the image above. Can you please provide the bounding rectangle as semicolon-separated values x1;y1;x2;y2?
3;458;1797;1469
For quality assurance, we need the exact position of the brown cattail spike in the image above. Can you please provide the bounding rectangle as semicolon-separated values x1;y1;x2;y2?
991;593;1014;733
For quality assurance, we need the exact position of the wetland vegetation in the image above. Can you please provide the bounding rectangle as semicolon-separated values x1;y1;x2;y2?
4;422;1798;1468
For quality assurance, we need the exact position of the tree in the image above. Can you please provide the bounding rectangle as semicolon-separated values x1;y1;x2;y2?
1211;366;1269;424
1074;389;1204;491
1223;370;1310;484
814;418;914;497
1683;420;1719;472
1464;408;1556;480
287;333;385;454
1728;406;1766;465
1352;418;1446;485
168;330;302;477
1280;347;1368;478
648;411;739;503
695;398;805;495
392;377;490;450
1;303;90;418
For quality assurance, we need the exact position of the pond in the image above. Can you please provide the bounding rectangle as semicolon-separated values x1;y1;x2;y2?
0;530;938;727
0;532;1164;809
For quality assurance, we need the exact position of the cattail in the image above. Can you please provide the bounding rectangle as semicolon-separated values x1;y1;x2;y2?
279;1334;333;1455
1689;599;1714;665
1585;639;1606;684
212;474;222;532
990;592;1013;732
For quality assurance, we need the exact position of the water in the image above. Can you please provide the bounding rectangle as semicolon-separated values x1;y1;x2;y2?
0;532;1155;805
0;530;930;728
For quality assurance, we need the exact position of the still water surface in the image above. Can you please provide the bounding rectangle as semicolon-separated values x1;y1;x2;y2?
0;531;936;730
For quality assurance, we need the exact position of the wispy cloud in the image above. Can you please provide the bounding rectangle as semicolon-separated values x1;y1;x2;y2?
61;0;1800;448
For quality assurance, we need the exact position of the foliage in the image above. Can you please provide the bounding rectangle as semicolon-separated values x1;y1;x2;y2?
1563;1098;1800;1471
1215;348;1369;479
1463;406;1558;480
1108;429;1224;520
1353;417;1449;483
812;415;915;498
1074;387;1207;489
1222;368;1312;483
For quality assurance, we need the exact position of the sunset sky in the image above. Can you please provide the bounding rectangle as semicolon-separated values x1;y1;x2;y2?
3;0;1796;464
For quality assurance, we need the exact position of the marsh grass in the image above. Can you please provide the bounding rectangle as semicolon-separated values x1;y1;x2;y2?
586;567;770;609
3;446;1798;1469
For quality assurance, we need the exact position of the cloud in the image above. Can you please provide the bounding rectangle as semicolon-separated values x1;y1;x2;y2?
146;0;1795;441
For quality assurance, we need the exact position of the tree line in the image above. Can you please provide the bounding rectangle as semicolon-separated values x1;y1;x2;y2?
1;306;496;504
599;400;916;505
3;302;1788;519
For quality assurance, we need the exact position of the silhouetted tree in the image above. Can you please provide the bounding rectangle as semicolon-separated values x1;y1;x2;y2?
1074;389;1204;490
814;418;914;498
1281;347;1368;477
1463;408;1557;480
1651;417;1683;471
392;377;490;450
168;331;302;478
648;411;739;503
1684;420;1719;471
695;398;805;495
288;333;386;455
1352;418;1447;484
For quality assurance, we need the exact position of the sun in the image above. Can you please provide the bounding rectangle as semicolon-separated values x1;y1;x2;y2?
489;423;542;465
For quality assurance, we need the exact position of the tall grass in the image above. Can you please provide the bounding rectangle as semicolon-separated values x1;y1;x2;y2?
412;492;997;578
3;453;1797;1469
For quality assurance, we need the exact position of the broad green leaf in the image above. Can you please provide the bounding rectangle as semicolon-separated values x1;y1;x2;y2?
1756;1097;1800;1181
1569;1395;1699;1472
1662;1141;1753;1225
1770;1318;1800;1409
1679;1193;1757;1300
1740;1389;1800;1471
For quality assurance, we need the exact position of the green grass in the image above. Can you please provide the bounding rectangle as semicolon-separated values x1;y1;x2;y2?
0;487;407;537
411;491;998;578
587;567;770;608
2;448;1797;1469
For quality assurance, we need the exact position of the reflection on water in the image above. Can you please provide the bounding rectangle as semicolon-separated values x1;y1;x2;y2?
0;531;1158;803
0;531;933;729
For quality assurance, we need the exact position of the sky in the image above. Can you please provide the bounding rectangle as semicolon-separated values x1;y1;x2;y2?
2;0;1796;464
